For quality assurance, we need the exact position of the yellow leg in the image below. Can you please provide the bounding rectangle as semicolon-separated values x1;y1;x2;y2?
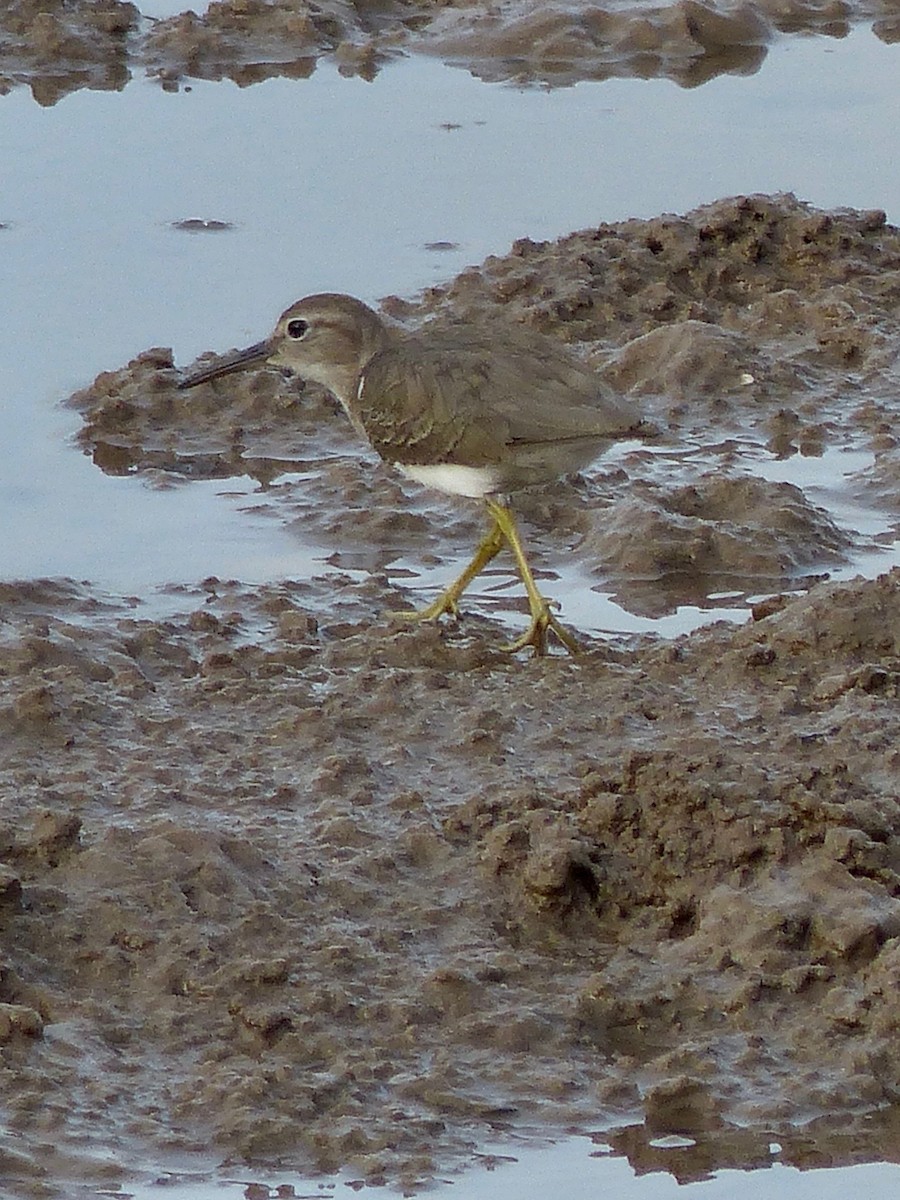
485;499;581;657
389;500;581;656
388;517;506;623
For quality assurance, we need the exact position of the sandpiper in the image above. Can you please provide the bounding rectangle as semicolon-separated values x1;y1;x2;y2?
179;293;647;655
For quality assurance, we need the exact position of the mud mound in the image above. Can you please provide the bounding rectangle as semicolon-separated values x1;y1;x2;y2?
579;473;853;612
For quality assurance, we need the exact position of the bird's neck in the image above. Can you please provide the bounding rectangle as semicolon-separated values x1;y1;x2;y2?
319;362;370;411
330;321;395;412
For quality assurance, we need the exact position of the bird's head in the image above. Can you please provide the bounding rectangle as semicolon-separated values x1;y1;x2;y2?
179;293;391;408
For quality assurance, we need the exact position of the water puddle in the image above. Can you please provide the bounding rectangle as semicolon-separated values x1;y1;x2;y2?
100;1136;900;1200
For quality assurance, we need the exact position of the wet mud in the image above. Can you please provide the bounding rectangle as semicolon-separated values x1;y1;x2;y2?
1;569;900;1195
1;0;899;104
1;193;899;1195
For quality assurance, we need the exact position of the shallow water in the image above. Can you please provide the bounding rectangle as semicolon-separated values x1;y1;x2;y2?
2;30;900;626
108;1135;900;1200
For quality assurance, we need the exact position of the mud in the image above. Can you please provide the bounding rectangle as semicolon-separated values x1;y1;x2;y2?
1;569;900;1196
1;0;899;104
1;193;899;1195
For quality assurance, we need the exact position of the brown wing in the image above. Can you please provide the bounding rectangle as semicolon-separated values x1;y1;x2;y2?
356;327;640;472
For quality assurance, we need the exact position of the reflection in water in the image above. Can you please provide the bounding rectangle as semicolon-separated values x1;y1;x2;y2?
112;1121;900;1200
89;437;302;486
2;0;894;105
606;1107;900;1184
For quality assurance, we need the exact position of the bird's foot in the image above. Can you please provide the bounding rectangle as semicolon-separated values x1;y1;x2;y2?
386;591;461;626
501;603;581;657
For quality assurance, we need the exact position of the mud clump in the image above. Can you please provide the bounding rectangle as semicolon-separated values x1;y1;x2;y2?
579;473;852;614
417;0;773;87
0;0;136;106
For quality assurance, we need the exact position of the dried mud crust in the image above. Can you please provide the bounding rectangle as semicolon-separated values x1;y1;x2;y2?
2;0;900;103
0;566;899;1196
70;193;900;617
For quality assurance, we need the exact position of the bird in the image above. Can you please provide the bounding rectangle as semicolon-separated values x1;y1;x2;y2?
178;293;647;655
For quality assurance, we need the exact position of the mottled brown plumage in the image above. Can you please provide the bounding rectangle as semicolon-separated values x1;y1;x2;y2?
179;293;648;654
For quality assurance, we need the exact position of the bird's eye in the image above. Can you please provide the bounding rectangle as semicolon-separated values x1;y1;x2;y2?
286;318;309;339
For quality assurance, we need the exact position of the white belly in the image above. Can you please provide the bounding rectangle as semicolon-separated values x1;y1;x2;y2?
397;462;500;499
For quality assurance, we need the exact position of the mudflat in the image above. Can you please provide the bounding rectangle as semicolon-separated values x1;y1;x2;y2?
1;193;899;1194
